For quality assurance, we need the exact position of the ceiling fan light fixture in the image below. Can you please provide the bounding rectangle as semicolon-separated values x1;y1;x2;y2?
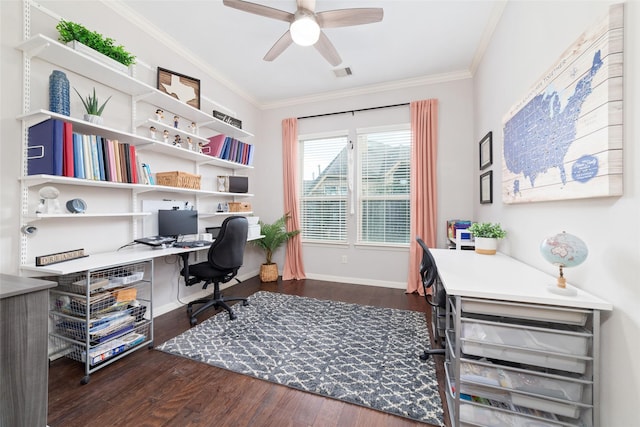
290;11;320;46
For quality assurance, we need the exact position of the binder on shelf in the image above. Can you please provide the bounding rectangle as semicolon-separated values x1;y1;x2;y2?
27;118;64;176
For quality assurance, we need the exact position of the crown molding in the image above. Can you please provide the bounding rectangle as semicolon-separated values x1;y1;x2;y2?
469;0;508;75
259;70;473;110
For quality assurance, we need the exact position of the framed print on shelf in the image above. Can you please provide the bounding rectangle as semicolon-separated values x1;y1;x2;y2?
157;67;200;109
479;131;493;170
480;170;493;204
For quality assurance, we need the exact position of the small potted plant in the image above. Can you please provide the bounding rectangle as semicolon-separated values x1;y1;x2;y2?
468;222;506;255
74;87;111;125
251;213;300;282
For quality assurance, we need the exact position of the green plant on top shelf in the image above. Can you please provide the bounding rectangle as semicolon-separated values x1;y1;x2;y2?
468;222;507;239
74;87;112;116
56;20;136;66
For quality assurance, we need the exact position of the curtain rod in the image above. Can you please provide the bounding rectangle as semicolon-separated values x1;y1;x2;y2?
297;102;409;120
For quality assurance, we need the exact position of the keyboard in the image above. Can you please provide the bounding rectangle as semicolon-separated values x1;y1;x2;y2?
173;240;212;248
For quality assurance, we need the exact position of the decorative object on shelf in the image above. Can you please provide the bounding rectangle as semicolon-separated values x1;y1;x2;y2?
216;176;227;192
35;248;87;266
479;131;492;170
251;213;300;282
56;20;136;68
149;126;157;139
49;70;70;116
38;186;62;214
74;87;111;125
173;115;180;128
65;198;87;214
173;135;181;146
197;141;204;153
468;222;506;255
157;67;200;109
480;170;493;204
212;110;242;129
540;231;588;296
155;108;164;121
186;137;193;151
163;129;169;143
188;121;198;135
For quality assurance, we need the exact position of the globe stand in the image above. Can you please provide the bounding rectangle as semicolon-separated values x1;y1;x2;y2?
547;265;577;296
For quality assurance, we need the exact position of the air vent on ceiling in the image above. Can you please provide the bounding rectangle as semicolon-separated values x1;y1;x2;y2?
333;67;353;78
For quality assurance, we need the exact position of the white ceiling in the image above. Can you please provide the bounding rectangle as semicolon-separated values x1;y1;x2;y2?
117;0;505;107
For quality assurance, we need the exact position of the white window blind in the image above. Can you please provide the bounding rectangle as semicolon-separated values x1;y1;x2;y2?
300;135;349;242
357;126;411;244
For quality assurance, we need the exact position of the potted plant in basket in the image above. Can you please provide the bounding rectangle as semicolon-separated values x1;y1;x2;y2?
74;87;111;125
468;222;506;255
251;213;300;282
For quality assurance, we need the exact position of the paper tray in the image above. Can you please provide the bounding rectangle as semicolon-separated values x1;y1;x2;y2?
461;298;589;326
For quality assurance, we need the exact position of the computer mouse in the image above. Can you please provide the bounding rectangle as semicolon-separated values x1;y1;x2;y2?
195;242;204;247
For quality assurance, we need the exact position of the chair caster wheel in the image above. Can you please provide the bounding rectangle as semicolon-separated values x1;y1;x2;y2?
187;306;193;315
190;317;197;326
81;375;90;385
419;351;430;361
242;300;249;306
229;312;237;320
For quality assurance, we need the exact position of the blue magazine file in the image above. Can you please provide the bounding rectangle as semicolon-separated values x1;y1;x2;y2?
27;118;64;175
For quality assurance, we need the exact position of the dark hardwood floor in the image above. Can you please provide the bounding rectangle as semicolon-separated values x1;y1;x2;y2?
48;277;449;427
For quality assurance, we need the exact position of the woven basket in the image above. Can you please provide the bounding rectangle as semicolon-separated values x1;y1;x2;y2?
228;202;252;212
260;263;278;282
156;171;201;189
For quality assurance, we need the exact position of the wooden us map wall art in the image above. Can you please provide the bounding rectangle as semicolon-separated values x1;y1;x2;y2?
501;3;623;204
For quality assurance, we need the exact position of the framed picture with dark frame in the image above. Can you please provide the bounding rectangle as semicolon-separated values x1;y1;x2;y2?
480;170;493;204
479;131;493;170
157;67;201;109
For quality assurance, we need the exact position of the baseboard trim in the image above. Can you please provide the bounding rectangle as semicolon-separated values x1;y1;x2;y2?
304;273;406;290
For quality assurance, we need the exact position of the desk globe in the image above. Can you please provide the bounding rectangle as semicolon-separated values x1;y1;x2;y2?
540;231;588;296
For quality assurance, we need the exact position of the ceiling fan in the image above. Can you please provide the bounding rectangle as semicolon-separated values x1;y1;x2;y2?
222;0;383;66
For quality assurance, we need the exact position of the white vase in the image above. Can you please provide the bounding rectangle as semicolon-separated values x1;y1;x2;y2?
84;114;104;125
475;237;498;255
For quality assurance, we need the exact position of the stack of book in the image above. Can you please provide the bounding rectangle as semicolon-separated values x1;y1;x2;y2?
27;118;150;184
202;134;254;166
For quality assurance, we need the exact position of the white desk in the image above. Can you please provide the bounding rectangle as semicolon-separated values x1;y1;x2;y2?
430;249;611;427
21;244;207;276
430;249;611;310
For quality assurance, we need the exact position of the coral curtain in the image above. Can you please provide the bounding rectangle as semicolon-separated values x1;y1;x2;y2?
281;118;306;280
407;100;438;294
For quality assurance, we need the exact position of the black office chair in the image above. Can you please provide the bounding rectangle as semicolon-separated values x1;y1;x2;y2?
416;237;447;360
183;216;249;325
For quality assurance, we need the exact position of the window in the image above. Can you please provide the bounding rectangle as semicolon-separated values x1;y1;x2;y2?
299;125;411;246
357;126;411;244
300;135;349;242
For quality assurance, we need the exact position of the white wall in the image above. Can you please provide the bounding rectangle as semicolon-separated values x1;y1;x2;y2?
473;1;640;424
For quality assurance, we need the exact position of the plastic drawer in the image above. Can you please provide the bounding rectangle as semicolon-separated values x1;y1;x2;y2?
461;319;591;373
459;361;587;418
459;401;565;427
461;298;589;326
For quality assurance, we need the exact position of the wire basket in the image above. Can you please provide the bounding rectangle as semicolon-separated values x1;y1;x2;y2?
156;171;201;189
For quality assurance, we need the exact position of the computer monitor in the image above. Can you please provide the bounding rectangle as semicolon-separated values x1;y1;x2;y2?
158;209;198;238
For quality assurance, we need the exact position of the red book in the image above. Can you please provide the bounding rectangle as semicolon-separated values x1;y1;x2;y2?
129;145;138;184
62;121;74;177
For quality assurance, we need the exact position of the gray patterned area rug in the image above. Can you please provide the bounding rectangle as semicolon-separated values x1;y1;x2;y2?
157;291;444;426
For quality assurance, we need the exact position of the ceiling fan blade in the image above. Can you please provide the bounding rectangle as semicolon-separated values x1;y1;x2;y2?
297;0;316;12
314;31;342;66
223;0;294;23
317;8;384;28
263;30;294;62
